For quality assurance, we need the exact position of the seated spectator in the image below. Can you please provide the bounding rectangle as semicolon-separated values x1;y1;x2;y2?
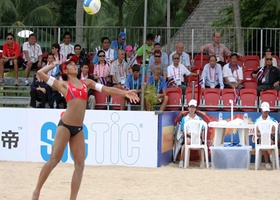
178;99;204;168
77;64;96;109
201;55;224;89
110;49;128;88
125;45;138;73
136;33;154;64
93;50;111;86
223;52;244;90
167;53;197;94
110;32;127;50
148;43;168;66
146;50;167;80
49;90;67;109
120;64;142;110
51;43;64;64
92;37;117;64
22;33;43;86
46;53;60;79
0;33;21;86
254;102;278;170
74;44;89;69
29;73;49;108
251;55;280;95
169;42;191;70
59;31;74;59
200;32;232;66
260;47;277;68
146;68;168;111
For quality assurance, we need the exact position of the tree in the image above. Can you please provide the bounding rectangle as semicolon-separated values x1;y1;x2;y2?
233;0;244;55
240;0;280;28
76;0;84;45
0;0;60;26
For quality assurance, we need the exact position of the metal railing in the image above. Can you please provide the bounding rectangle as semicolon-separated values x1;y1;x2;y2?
1;26;280;58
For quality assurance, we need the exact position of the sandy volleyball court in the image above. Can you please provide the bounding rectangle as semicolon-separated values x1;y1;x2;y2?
0;161;279;200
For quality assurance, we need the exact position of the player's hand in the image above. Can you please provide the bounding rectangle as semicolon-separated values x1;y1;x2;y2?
126;90;140;104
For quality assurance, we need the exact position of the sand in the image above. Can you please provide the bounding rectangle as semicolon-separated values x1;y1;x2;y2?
0;161;279;200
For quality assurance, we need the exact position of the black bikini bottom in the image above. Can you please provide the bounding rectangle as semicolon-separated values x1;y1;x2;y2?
58;119;83;137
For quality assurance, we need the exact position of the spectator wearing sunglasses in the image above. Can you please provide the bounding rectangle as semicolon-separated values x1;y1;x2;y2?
259;47;278;68
146;50;167;81
167;53;197;94
252;54;280;95
0;33;21;86
93;50;111;86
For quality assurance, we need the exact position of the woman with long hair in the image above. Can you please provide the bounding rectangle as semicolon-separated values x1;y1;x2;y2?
32;57;139;200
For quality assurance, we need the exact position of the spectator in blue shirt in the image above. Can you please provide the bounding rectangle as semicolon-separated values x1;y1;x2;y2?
110;32;127;50
120;64;142;110
146;68;168;111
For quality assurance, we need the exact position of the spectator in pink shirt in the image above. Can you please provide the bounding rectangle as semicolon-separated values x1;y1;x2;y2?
93;50;111;86
200;32;232;66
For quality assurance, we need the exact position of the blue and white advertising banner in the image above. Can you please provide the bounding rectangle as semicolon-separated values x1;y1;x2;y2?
0;109;158;168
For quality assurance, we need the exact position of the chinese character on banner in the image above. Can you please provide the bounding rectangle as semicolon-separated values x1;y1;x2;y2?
1;130;19;149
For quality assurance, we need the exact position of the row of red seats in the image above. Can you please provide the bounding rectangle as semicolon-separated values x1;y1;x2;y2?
193;54;279;70
165;88;280;112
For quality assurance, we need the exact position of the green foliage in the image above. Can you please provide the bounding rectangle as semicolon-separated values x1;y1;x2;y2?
0;0;61;26
144;84;158;111
213;0;280;28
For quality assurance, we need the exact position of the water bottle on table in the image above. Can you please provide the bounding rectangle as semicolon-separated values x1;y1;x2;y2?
243;113;248;124
218;112;223;122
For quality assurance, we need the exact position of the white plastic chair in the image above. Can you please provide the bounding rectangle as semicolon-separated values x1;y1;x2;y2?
183;120;209;168
254;120;279;170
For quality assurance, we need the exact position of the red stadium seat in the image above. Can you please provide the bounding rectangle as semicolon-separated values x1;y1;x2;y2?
243;68;255;81
88;53;95;75
239;89;258;112
221;89;239;111
109;95;122;110
94;90;109;110
202;88;221;111
188;75;200;87
260;90;278;111
193;54;209;68
278;91;280;109
242;79;258;89
243;55;260;71
191;66;203;75
166;87;183;111
185;87;202;109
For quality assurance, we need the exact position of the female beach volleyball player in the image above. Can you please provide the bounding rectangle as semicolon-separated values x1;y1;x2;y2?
32;56;139;200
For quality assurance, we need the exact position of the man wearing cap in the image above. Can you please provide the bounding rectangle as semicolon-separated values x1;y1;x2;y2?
200;32;232;66
125;45;138;72
259;47;277;68
178;99;204;168
223;52;244;90
111;32;127;50
254;102;278;170
251;54;280;95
